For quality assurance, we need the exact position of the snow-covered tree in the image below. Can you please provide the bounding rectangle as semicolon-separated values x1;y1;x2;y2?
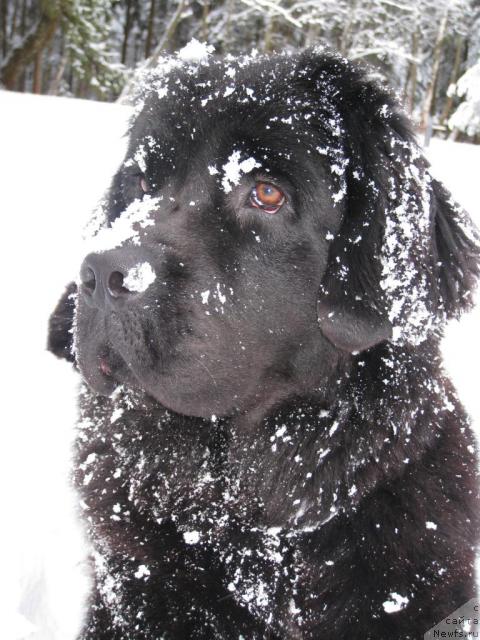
61;0;126;98
449;58;480;137
0;0;126;97
1;0;479;140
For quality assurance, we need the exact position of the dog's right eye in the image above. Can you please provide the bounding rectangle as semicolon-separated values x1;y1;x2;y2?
249;182;285;214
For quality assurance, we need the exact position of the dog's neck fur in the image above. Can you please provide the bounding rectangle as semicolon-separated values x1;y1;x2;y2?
76;338;458;534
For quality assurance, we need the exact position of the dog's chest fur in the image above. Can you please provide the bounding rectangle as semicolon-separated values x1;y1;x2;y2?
72;343;478;637
75;384;312;631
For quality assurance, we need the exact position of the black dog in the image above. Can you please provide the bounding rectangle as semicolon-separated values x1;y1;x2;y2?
48;49;480;639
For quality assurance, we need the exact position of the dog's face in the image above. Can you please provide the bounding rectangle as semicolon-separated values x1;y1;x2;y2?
49;50;480;418
75;54;349;418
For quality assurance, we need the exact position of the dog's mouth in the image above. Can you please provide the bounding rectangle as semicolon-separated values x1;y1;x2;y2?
80;343;138;396
97;346;125;379
98;345;137;385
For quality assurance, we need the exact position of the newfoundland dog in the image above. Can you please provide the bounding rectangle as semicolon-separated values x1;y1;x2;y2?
48;48;480;639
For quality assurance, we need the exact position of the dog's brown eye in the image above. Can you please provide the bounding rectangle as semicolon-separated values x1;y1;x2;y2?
250;182;285;213
140;177;150;194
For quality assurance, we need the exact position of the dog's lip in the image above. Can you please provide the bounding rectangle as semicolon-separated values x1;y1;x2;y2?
99;356;113;377
77;345;131;396
97;346;127;381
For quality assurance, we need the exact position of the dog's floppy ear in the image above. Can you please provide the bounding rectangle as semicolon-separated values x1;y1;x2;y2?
47;282;77;364
301;51;480;352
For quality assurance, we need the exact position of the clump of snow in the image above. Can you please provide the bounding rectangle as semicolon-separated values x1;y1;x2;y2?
382;592;409;613
83;196;159;254
124;135;157;173
426;521;438;530
216;282;227;305
328;420;339;437
183;530;201;545
177;39;214;63
221;150;261;193
134;565;150;579
124;262;156;293
110;407;124;424
122;40;214;112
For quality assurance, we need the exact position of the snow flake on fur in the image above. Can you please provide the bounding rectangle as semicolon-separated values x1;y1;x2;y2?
379;141;437;345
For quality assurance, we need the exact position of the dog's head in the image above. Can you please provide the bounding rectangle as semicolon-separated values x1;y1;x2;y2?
48;49;480;418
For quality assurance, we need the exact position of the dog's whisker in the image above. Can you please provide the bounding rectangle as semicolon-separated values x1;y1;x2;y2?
194;356;218;388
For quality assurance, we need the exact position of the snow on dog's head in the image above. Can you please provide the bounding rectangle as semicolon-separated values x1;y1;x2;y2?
50;49;480;415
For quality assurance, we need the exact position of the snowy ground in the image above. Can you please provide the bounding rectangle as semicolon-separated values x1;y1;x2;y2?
0;91;478;640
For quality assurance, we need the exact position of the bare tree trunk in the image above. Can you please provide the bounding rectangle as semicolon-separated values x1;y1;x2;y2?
0;0;8;58
49;53;67;94
201;0;209;43
9;0;19;40
303;22;318;48
223;0;234;52
264;12;275;53
17;0;28;90
340;0;358;56
134;33;141;66
145;0;156;59
439;35;464;126
421;6;449;132
117;0;187;104
33;49;43;93
0;0;60;90
153;0;186;56
20;0;27;35
121;0;133;65
403;24;420;115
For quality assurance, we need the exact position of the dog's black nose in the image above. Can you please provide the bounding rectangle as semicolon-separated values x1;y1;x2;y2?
80;252;134;308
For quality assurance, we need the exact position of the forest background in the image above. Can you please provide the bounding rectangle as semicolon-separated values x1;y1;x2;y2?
0;0;479;142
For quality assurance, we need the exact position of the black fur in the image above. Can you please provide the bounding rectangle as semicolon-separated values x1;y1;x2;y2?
48;49;480;639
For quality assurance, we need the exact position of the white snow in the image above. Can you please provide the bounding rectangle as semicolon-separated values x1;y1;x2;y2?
0;90;478;640
123;262;156;293
183;530;201;545
382;592;409;613
221;150;261;193
110;407;124;423
0;90;131;640
379;142;437;346
134;565;150;580
449;59;480;138
177;39;214;63
84;195;158;254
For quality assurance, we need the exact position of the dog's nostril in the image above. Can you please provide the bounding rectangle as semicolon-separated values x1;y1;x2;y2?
83;267;96;295
107;271;130;298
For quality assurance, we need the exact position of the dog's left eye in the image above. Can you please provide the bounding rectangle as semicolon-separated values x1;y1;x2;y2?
250;182;285;214
140;176;150;194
